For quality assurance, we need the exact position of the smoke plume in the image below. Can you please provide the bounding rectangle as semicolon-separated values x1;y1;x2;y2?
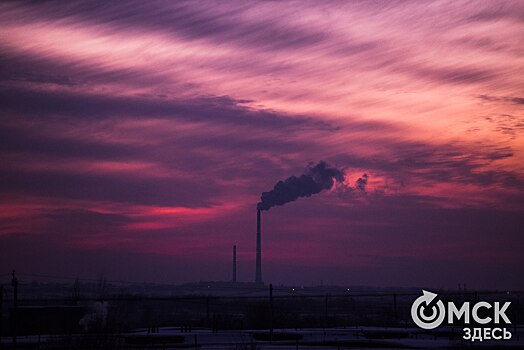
356;173;368;191
257;161;345;211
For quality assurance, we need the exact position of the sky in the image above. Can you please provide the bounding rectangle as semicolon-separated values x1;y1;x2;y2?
1;0;523;289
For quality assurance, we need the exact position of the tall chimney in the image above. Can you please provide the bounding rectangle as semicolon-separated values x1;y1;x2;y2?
232;245;237;283
255;209;262;285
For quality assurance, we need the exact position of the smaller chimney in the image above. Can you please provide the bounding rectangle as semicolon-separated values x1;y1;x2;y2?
255;209;262;285
232;245;237;283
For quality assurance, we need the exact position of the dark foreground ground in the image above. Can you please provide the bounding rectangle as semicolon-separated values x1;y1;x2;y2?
1;282;522;349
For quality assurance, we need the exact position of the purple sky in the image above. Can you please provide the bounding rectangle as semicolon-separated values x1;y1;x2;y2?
1;1;523;289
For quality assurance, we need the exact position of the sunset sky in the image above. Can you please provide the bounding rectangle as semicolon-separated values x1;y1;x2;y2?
1;1;523;289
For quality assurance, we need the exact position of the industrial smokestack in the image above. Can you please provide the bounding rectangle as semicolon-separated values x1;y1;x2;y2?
255;209;262;285
253;161;364;287
232;245;237;283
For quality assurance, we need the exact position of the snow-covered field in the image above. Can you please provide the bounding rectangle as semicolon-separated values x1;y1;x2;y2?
4;326;523;349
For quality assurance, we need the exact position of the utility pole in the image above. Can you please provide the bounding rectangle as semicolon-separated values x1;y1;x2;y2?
324;295;328;330
11;270;18;350
393;293;398;324
206;297;210;327
269;284;273;343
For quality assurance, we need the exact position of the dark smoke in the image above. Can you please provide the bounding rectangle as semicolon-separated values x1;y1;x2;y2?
356;173;368;191
257;161;345;211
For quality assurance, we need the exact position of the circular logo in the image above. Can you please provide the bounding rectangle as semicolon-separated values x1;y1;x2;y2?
411;290;445;329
